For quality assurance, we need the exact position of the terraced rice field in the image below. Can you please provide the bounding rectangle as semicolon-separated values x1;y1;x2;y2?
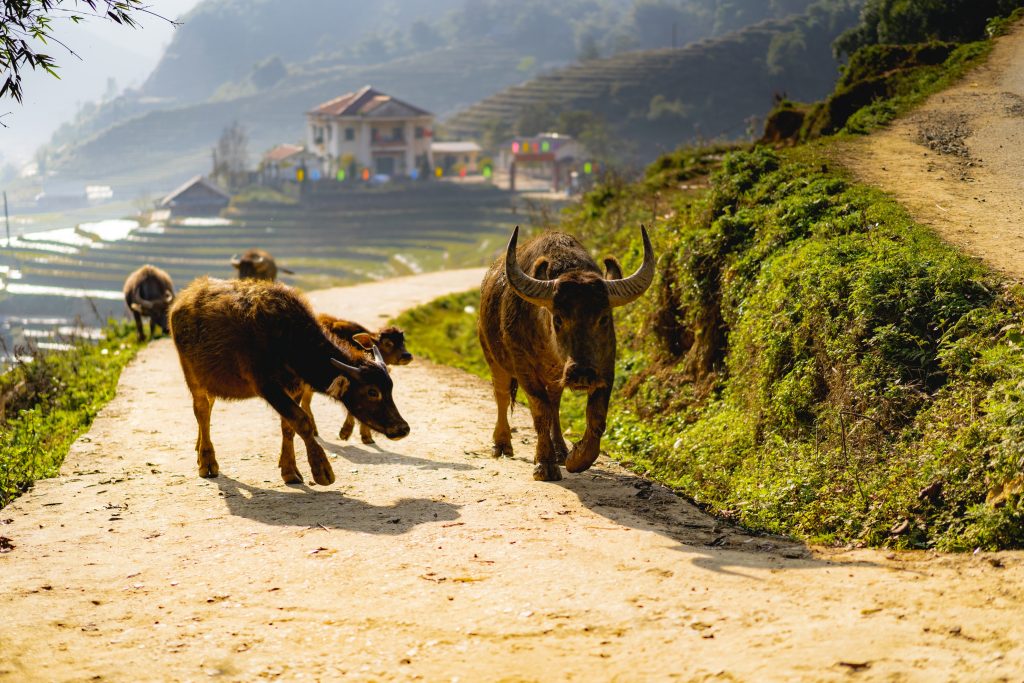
0;184;521;354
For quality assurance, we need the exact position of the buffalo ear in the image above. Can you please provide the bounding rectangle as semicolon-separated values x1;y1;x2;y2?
351;332;374;350
603;257;624;281
532;256;551;280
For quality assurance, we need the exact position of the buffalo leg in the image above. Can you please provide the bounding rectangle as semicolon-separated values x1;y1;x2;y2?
298;386;319;436
132;311;145;342
149;319;158;340
548;387;569;465
522;383;560;482
191;391;218;478
565;387;610;474
339;411;355;441
260;383;335;486
359;421;375;445
278;415;303;484
488;368;515;458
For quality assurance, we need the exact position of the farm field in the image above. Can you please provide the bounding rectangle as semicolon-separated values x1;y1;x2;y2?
0;183;524;353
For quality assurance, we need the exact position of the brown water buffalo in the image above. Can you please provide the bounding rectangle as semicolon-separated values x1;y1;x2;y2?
300;314;413;443
123;264;175;342
169;277;409;486
478;226;654;481
230;248;294;281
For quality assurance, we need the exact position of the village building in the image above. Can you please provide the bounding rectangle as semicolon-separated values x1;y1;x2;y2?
158;175;230;216
497;133;591;193
431;141;483;174
260;144;319;183
306;86;434;179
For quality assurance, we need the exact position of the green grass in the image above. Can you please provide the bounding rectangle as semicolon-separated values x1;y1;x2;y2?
0;323;141;507
398;141;1024;551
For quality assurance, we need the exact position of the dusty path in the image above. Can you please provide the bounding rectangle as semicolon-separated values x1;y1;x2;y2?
843;24;1024;278
1;269;1023;682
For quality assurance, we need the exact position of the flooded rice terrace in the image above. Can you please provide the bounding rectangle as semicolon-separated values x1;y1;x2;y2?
0;185;516;358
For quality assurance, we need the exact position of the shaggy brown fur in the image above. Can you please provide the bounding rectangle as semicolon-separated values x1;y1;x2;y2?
300;314;413;444
478;229;652;481
169;277;409;486
123;264;175;342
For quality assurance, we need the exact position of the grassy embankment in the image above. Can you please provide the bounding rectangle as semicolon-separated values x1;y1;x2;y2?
396;22;1024;550
0;324;141;507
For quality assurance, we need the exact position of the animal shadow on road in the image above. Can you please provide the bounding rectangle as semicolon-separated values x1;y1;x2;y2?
320;439;475;472
557;465;879;577
213;475;460;533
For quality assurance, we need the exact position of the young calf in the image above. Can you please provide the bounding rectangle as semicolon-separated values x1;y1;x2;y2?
230;248;294;281
123;264;175;341
170;277;409;485
300;314;413;444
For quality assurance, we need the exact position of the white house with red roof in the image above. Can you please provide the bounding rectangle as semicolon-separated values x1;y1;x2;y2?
306;85;434;179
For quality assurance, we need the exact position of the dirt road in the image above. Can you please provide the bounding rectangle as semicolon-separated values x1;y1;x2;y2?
0;268;1022;682
843;24;1024;278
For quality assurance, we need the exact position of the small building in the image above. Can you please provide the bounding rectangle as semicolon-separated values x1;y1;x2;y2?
497;133;592;193
260;144;318;183
306;85;434;179
159;175;230;217
431;141;483;175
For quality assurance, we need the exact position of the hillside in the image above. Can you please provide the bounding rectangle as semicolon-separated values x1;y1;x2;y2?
34;0;847;196
43;43;532;194
447;1;862;160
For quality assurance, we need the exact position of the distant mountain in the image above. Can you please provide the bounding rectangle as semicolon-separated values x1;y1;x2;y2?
33;0;857;194
447;1;863;161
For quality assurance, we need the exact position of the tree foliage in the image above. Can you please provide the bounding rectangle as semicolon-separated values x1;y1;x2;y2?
1;0;154;103
834;0;1024;57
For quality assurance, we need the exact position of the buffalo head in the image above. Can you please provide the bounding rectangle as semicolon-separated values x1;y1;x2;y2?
329;345;410;440
504;225;654;393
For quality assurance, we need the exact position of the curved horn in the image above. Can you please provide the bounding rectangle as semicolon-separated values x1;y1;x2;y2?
163;290;174;303
371;344;386;369
330;357;361;374
279;267;295;275
252;256;266;264
230;254;242;267
504;226;556;308
605;225;656;308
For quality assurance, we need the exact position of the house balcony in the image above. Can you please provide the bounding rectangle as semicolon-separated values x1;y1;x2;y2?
371;137;407;148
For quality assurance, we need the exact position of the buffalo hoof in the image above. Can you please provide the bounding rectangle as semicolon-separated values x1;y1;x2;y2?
361;434;376;445
281;470;303;485
565;443;599;474
533;461;562;482
310;461;336;486
492;442;514;458
338;423;354;441
198;462;219;478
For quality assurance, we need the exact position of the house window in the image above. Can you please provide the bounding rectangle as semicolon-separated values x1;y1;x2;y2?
345;127;354;141
313;126;324;145
415;126;424;139
392;127;403;141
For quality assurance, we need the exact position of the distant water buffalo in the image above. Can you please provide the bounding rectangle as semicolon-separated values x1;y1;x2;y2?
230;248;294;281
169;277;409;486
300;314;413;443
478;226;655;481
123;264;175;342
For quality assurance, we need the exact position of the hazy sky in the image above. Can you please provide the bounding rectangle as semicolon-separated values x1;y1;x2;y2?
0;0;204;166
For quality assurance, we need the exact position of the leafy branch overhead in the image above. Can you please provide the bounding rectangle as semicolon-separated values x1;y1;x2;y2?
0;0;171;103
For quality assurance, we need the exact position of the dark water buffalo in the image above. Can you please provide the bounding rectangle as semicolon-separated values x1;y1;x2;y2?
478;226;654;481
230;248;294;281
299;314;413;443
123;264;175;341
170;277;409;486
